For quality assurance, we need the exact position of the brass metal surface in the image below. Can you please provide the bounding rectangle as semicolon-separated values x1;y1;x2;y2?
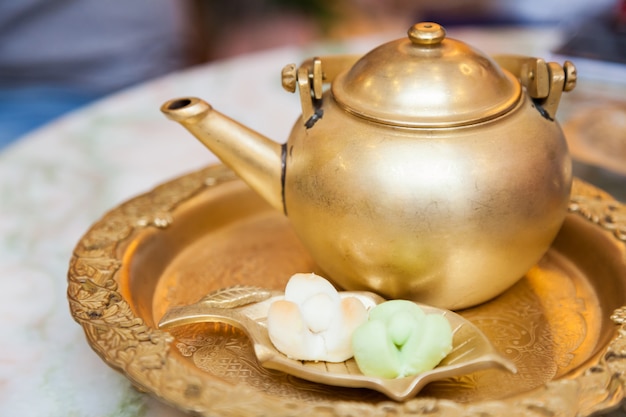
493;55;577;120
68;164;626;416
161;22;577;309
160;97;283;213
157;286;516;401
331;22;522;127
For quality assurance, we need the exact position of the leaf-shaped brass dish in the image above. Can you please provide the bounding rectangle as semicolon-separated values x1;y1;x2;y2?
159;285;516;401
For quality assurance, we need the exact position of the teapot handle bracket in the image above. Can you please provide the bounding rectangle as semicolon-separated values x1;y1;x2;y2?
297;65;316;123
537;62;566;121
493;55;576;120
282;55;361;126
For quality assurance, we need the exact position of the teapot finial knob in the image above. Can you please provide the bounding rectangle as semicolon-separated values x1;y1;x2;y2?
408;22;446;46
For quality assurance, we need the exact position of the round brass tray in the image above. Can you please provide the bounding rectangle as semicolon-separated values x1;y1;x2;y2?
68;164;626;416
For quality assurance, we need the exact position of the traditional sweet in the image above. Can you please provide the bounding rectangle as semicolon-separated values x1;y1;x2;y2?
266;273;368;362
352;300;453;378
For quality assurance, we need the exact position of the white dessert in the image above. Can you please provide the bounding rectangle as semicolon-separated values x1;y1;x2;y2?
267;273;368;362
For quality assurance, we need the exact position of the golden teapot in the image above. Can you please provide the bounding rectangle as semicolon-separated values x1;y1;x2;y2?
161;22;576;310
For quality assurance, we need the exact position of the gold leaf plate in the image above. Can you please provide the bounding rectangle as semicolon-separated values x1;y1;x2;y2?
68;164;626;417
158;286;517;401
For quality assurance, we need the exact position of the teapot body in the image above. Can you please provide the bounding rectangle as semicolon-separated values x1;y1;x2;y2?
284;92;571;309
161;22;576;310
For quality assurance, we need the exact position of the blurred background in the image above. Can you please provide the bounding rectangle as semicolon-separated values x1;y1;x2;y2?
0;0;623;150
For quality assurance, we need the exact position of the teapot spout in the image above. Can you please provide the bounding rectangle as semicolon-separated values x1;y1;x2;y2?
161;97;284;213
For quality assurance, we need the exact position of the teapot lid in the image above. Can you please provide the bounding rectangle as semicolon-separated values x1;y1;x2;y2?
331;22;521;128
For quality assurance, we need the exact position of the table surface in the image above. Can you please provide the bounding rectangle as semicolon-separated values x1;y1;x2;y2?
2;26;626;416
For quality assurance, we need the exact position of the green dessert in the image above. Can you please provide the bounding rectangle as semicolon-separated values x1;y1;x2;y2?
352;300;453;378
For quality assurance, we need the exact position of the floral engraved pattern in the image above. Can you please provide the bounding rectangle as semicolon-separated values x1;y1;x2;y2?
173;327;384;403
567;180;626;408
68;166;239;400
611;307;626;325
569;180;626;243
68;170;626;417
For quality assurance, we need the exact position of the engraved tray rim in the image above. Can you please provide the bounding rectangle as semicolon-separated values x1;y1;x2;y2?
67;164;626;417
